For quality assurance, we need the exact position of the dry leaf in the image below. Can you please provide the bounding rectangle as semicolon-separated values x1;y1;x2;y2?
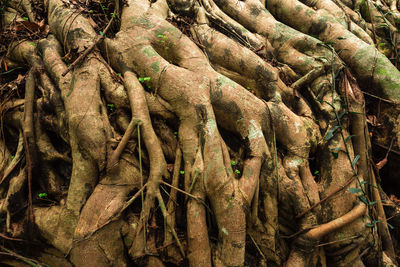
390;194;400;204
367;115;382;126
167;164;174;172
376;158;388;170
14;21;40;32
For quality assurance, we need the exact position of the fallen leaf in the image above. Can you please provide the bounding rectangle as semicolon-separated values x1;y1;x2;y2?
14;21;40;32
167;164;174;172
366;115;382;126
376;158;388;170
390;194;400;204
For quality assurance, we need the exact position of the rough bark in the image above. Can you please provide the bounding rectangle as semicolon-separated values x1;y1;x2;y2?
1;0;400;266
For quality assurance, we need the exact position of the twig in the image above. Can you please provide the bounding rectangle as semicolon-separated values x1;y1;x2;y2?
374;142;400;156
0;245;49;267
296;176;356;219
107;119;136;170
23;69;36;236
61;16;114;76
366;0;378;44
385;137;395;159
161;180;200;200
316;235;359;247
291;66;324;90
0;233;26;242
0;132;24;185
361;90;398;104
156;192;185;257
249;234;266;262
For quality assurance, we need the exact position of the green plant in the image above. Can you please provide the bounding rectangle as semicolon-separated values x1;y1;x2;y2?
138;77;151;82
38;193;47;198
107;103;115;111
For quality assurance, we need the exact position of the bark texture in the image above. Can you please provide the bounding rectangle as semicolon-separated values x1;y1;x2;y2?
1;0;400;266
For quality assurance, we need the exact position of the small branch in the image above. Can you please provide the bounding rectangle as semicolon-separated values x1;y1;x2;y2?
366;0;378;45
291;66;324;90
316;235;359;247
23;69;36;236
107;119;136;170
373;142;400;156
361;90;398;104
249;234;266;262
0;233;26;242
0;245;48;267
161;180;200;201
156;192;185;257
61;16;114;77
0;132;24;185
306;203;367;240
296;175;356;219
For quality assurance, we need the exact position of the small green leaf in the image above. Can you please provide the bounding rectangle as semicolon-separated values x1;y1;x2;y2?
235;169;240;174
349;188;362;194
138;77;151;83
359;195;368;205
116;73;121;76
89;10;94;13
344;135;355;143
338;111;346;119
352;155;360;166
360;181;368;185
231;161;236;166
29;42;36;47
331;147;340;159
368;201;378;206
11;155;14;159
180;170;185;175
387;222;394;229
38;193;47;198
99;31;104;37
23;17;29;21
366;222;374;228
107;103;114;108
325;125;340;140
314;170;320;175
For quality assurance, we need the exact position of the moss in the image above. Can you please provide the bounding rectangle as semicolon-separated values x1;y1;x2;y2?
352;46;400;102
216;75;237;88
150;61;160;73
141;46;158;58
131;16;154;29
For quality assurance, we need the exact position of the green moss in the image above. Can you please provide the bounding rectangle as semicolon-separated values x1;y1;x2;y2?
141;46;157;58
216;75;237;88
150;61;160;73
131;16;154;29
